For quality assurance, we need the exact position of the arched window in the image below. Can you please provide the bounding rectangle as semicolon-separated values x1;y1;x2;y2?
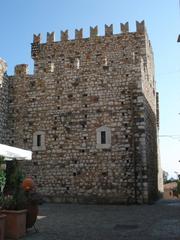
96;126;111;149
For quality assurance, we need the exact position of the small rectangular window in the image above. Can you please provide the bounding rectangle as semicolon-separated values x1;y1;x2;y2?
37;135;41;147
50;63;55;72
101;131;106;144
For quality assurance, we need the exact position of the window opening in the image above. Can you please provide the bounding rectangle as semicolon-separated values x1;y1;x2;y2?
50;63;55;72
37;135;41;147
76;58;80;69
104;57;108;66
96;126;111;149
101;131;106;144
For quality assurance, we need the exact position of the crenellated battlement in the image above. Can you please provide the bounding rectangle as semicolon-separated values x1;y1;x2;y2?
32;21;146;44
75;28;83;40
90;26;98;38
47;32;55;43
121;22;129;33
15;64;29;75
105;24;113;36
33;33;41;44
61;30;68;41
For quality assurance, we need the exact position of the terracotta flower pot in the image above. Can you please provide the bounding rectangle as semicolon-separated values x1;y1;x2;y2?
0;214;6;240
26;204;38;229
2;209;27;239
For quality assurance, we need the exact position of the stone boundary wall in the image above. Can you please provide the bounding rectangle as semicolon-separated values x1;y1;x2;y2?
0;59;9;144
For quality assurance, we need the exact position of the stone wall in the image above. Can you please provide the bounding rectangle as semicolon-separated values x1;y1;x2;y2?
5;21;161;203
0;59;9;144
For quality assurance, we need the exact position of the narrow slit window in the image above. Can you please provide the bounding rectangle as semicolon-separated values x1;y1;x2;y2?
76;58;80;69
50;63;55;72
37;135;41;147
101;131;106;144
33;131;45;151
96;126;111;149
104;57;108;66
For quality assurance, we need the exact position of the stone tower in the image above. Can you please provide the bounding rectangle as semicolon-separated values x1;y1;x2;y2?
2;21;162;203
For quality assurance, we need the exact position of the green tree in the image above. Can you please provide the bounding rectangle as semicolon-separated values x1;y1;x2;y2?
163;170;169;183
0;156;6;192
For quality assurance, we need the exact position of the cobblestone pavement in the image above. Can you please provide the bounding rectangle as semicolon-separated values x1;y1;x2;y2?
22;200;180;240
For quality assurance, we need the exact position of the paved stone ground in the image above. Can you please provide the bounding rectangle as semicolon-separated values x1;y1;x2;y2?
22;200;180;240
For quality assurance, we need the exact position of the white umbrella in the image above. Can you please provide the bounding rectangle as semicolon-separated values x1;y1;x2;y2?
0;144;32;160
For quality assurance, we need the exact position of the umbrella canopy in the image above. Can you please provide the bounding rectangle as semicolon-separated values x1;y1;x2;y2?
0;144;32;160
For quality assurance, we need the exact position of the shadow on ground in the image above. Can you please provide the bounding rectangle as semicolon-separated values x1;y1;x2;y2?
22;199;180;240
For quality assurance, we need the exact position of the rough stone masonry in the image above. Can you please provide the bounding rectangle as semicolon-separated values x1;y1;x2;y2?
0;21;163;204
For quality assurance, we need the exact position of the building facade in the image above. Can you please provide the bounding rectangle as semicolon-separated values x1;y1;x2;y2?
0;21;162;203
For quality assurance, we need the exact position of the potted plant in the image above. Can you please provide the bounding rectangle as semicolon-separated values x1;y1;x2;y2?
22;177;42;230
0;156;6;193
1;160;27;239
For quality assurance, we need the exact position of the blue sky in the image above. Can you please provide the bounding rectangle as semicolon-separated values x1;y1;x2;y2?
0;0;180;178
